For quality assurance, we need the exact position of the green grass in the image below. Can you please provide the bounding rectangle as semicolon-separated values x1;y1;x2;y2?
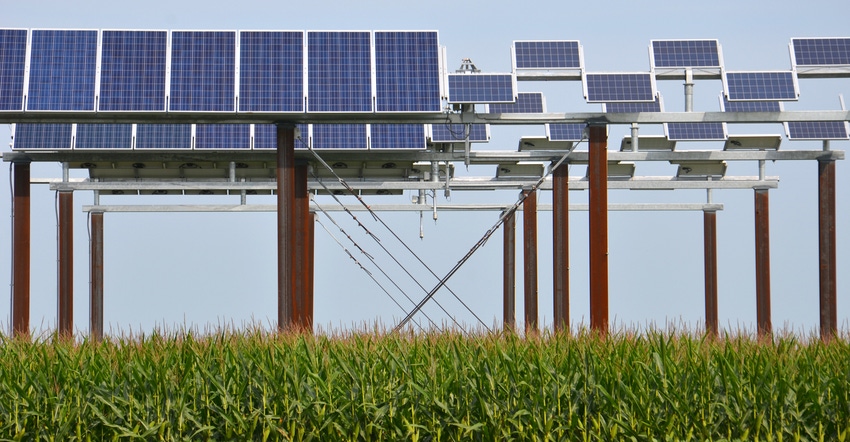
0;328;848;441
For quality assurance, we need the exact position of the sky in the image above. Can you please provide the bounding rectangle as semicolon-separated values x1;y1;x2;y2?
1;0;848;337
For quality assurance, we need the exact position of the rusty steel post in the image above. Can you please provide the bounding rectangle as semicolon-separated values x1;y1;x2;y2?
703;210;719;337
588;125;609;335
502;210;516;331
754;188;772;337
58;191;74;338
276;124;296;331
552;163;570;333
523;189;539;333
306;211;315;331
293;162;310;332
12;161;31;338
818;159;837;341
90;211;104;341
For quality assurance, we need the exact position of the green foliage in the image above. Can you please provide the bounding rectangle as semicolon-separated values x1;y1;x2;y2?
0;329;848;440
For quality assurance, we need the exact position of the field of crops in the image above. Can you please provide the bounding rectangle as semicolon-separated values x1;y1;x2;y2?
0;329;848;441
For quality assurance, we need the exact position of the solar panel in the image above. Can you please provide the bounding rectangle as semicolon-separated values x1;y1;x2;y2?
371;124;427;149
584;73;655;102
253;124;309;149
239;31;304;113
75;124;133;149
786;121;849;140
650;40;722;68
792;38;850;66
513;40;582;69
547;123;585;141
487;92;545;113
0;29;27;111
12;124;73;149
169;31;236;112
312;124;368;149
429;123;489;142
603;98;661;113
722;98;781;112
308;31;372;112
99;30;167;111
27;29;98;111
666;123;727;141
135;124;192;149
374;31;441;112
447;73;515;103
724;71;798;101
196;124;251;149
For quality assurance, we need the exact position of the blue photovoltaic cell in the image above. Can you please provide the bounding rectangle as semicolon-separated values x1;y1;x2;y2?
239;31;303;112
585;73;654;102
722;98;781;112
135;124;192;149
604;98;661;113
253;124;309;149
430;124;489;142
787;121;849;140
13;124;73;149
725;72;797;101
312;124;368;149
514;41;581;69
447;74;515;103
666;123;726;141
792;38;850;66
99;30;167;111
170;31;235;112
0;29;27;111
75;124;133;149
196;124;251;149
651;40;721;68
548;123;585;141
308;32;372;112
371;124;426;149
488;92;545;113
27;30;97;111
375;31;441;112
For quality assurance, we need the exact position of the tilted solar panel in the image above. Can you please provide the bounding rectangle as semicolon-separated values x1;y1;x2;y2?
666;122;726;141
239;31;304;113
253;123;310;149
27;29;98;111
547;123;585;141
99;30;168;111
371;124;427;149
513;41;581;69
722;98;781;112
308;31;372;112
75;124;133;149
792;38;850;66
725;71;798;101
429;123;489;142
447;73;515;103
584;73;655;102
0;29;27;111
375;31;441;112
196;124;251;149
487;92;545;113
312;124;368;149
651;40;721;68
13;124;73;149
603;98;661;113
135;124;192;149
170;31;236;112
786;121;849;140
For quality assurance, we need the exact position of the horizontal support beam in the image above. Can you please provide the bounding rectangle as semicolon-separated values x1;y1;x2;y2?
82;203;725;213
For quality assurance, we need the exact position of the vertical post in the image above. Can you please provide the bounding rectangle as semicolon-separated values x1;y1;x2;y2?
276;124;296;331
502;210;516;331
552;163;570;332
817;159;837;341
12;161;31;338
90;211;104;341
754;188;772;337
58;191;74;338
306;211;315;331
522;189;538;333
588;125;609;335
293;161;310;332
703;209;718;337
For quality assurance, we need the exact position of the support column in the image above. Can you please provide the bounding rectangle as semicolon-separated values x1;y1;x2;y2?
588;125;609;334
523;189;538;333
306;211;315;331
703;209;718;337
502;210;516;331
90;211;104;341
817;159;837;341
276;124;296;331
58;191;74;338
12;161;31;338
293;161;310;332
754;188;772;337
552;163;570;332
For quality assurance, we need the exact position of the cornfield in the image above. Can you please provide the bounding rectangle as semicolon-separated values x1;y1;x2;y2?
0;329;848;441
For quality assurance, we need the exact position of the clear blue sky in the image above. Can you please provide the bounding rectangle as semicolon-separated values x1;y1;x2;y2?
1;0;848;336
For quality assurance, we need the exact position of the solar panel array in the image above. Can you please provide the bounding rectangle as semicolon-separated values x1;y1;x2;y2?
724;71;798;101
650;40;722;68
487;92;545;113
513;40;582;69
429;123;490;143
786;121;849;140
447;74;515;103
791;38;850;66
584;73;655;102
